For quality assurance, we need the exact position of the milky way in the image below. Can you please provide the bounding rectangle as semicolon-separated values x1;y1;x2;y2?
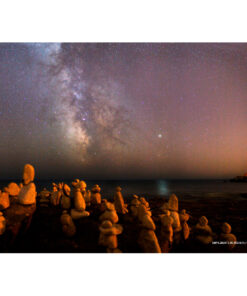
0;43;247;179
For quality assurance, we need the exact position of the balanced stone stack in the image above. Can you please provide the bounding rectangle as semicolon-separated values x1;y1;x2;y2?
194;216;213;245
113;187;128;214
98;220;123;253
219;222;237;250
138;204;161;253
99;202;119;224
18;164;37;205
91;184;101;205
70;183;90;220
60;210;76;237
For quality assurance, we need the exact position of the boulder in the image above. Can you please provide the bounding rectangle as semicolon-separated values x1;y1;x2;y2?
18;164;37;205
0;192;10;210
22;164;35;185
18;183;37;205
5;182;20;197
0;212;6;235
74;189;86;211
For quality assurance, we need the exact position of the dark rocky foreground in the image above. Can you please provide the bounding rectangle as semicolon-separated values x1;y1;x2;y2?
0;194;247;253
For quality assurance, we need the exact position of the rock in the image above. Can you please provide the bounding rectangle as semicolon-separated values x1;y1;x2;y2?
3;201;36;244
160;202;169;212
138;205;161;253
219;222;237;250
61;184;71;209
60;210;76;237
5;182;20;196
168;193;179;212
162;196;181;244
99;202;119;224
18;164;37;205
0;191;10;210
130;198;140;218
180;209;190;240
132;194;139;199
71;179;80;188
165;194;181;234
50;190;62;206
138;201;152;220
182;221;190;240
79;180;87;192
179;209;190;223
113;186;128;214
139;197;150;211
74;189;86;211
194;216;213;245
38;188;50;203
61;195;71;209
91;184;101;205
70;188;90;219
221;222;231;234
100;199;108;212
160;210;174;242
70;209;90;220
98;220;123;252
22;164;35;185
170;211;181;230
63;184;71;196
52;183;58;192
18;183;37;205
50;183;62;206
84;190;91;207
0;212;6;235
160;210;174;252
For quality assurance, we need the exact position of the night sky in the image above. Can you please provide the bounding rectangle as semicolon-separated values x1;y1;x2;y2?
0;43;247;180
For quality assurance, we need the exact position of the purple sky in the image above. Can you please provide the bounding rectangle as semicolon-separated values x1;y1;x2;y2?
0;43;247;179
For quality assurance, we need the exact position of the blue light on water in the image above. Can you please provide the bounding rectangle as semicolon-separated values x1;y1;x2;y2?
157;180;169;195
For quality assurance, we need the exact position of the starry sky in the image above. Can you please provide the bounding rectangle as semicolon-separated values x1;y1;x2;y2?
0;43;247;180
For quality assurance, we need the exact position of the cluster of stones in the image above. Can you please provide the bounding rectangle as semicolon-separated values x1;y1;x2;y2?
0;164;37;237
0;166;239;253
99;201;122;252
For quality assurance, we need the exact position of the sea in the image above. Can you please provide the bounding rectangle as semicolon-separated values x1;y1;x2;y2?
1;179;247;199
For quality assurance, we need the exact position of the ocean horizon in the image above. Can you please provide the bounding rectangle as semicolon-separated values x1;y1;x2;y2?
1;179;247;198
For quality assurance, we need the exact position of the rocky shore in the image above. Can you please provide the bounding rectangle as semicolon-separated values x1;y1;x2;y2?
1;164;246;253
0;192;246;253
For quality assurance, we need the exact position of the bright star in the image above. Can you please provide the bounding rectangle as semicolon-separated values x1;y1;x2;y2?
158;134;162;138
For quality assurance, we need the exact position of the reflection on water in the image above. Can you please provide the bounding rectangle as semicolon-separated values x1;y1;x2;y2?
157;180;169;195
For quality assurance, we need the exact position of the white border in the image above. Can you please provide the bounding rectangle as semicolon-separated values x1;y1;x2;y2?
0;1;247;296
